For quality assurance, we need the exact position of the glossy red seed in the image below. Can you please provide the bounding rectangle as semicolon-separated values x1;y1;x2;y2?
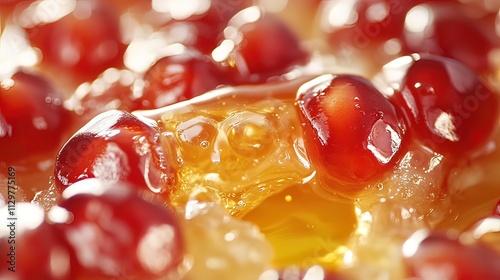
402;3;500;73
24;1;126;83
135;48;227;110
319;0;408;62
54;179;184;279
214;6;309;84
379;54;498;156
0;203;71;280
54;110;176;198
0;70;70;163
297;74;405;188
141;0;252;54
405;233;500;279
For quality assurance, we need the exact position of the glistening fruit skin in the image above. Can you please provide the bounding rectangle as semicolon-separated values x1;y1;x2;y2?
296;74;405;189
24;1;126;83
0;70;70;162
136;48;227;110
0;203;71;280
214;6;309;84
404;232;500;280
402;3;500;73
54;179;185;279
379;54;499;157
54;110;176;198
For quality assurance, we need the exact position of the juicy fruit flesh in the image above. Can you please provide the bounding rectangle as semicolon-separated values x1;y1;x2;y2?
297;74;405;188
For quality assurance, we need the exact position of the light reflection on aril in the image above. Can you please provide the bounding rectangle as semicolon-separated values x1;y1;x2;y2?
404;5;432;34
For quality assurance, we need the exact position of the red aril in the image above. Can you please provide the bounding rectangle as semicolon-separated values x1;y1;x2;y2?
0;70;70;163
53;179;185;279
23;1;126;83
135;48;227;110
378;54;498;156
0;203;71;280
154;0;252;53
402;3;499;73
404;231;500;279
296;74;406;190
54;110;176;198
213;6;309;84
318;0;408;65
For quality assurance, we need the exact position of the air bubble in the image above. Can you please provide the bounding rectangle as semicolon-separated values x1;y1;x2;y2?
200;140;210;149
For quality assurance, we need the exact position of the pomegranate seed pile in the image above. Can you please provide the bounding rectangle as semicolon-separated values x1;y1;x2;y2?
2;1;500;279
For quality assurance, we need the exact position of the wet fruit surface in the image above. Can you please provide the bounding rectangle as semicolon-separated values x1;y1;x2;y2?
54;110;175;198
0;203;70;280
0;70;70;162
297;74;405;189
137;48;227;110
378;54;498;156
402;3;500;73
54;179;185;279
213;6;309;83
404;232;500;280
22;1;126;83
1;0;500;279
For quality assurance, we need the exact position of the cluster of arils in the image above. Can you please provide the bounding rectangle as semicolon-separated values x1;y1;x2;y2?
2;0;500;279
318;0;500;74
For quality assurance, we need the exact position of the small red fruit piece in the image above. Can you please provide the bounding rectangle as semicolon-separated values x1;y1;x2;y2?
136;48;227;110
404;232;500;279
213;6;309;83
319;0;408;63
0;70;69;162
0;203;71;280
151;0;253;54
23;1;126;83
297;74;405;188
379;54;498;156
54;110;176;198
402;3;499;73
54;179;185;279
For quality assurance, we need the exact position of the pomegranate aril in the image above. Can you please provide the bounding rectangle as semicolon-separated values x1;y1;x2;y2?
296;74;405;190
318;0;408;66
22;1;126;83
378;54;498;157
402;3;500;73
54;110;176;198
0;203;71;280
139;0;252;55
213;6;309;84
0;70;70;163
136;48;227;110
53;179;185;279
404;231;500;279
